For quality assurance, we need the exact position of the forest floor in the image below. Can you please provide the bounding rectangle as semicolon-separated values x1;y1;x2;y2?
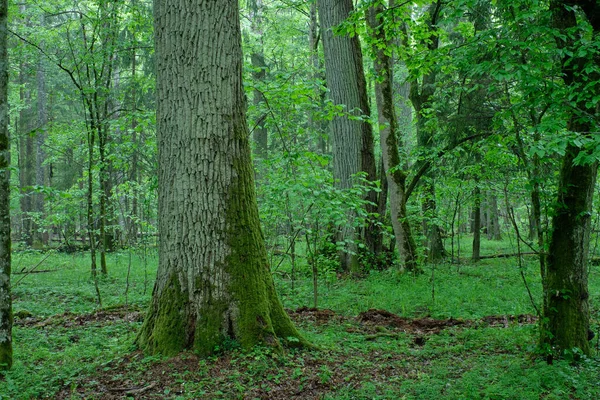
2;238;600;399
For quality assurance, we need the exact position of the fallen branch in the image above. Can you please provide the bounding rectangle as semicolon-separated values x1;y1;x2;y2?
109;382;157;395
478;252;537;259
13;269;59;275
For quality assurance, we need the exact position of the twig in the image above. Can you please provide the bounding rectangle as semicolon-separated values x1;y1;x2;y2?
109;382;157;394
13;251;56;287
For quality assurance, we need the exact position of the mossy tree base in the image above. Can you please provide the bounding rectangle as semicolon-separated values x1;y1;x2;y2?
137;0;308;357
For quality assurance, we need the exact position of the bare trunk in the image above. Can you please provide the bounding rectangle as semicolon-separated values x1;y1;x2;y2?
35;35;48;246
471;187;481;262
0;0;12;370
249;0;267;158
318;0;379;272
137;0;307;356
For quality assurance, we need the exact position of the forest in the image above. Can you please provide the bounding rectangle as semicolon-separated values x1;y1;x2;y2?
1;0;600;398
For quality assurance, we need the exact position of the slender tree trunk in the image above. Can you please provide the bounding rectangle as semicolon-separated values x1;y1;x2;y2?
137;0;307;356
35;32;48;246
249;0;268;158
366;2;418;272
309;3;327;154
129;1;139;245
318;0;380;272
0;0;11;370
472;186;481;262
18;38;34;246
409;1;446;263
486;192;501;240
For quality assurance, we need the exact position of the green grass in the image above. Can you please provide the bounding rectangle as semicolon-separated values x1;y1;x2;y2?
1;236;600;399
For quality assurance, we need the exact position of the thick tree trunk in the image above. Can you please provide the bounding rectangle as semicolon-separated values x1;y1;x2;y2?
318;0;379;272
137;0;307;356
542;145;596;356
367;2;418;272
0;0;12;370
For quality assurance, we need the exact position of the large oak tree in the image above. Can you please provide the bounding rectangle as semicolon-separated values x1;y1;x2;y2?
136;0;307;356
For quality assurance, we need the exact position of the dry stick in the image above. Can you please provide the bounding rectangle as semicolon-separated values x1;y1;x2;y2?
504;193;540;317
13;251;56;287
109;382;157;394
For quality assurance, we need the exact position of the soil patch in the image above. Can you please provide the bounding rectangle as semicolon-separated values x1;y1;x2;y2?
287;306;341;324
357;308;466;334
14;305;144;328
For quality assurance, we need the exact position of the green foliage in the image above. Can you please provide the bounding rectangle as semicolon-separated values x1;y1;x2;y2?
1;242;600;398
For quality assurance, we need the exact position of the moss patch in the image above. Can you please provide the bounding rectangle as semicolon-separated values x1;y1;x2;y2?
137;273;188;356
0;340;12;370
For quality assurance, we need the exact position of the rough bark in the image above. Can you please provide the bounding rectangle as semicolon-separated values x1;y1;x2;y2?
137;0;307;356
541;0;600;357
367;2;418;272
318;0;379;272
0;0;12;370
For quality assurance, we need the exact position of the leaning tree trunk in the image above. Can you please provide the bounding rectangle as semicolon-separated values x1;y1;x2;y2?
318;0;379;272
540;0;600;357
0;0;12;370
137;0;308;356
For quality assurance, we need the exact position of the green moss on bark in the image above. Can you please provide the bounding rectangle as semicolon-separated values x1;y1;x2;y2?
137;273;188;356
222;131;309;352
0;340;11;370
193;296;228;356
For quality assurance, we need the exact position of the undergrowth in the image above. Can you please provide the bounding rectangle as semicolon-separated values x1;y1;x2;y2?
1;236;599;399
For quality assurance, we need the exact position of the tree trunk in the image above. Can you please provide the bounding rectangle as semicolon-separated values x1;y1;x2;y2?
471;187;481;262
35;32;48;246
309;2;328;154
541;0;600;357
129;0;139;245
18;33;34;247
408;1;446;263
249;0;268;159
486;192;501;240
137;0;307;356
317;0;379;272
0;0;12;370
542;145;596;356
366;2;418;272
